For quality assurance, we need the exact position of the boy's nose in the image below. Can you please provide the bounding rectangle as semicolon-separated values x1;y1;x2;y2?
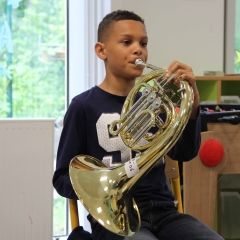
133;44;142;55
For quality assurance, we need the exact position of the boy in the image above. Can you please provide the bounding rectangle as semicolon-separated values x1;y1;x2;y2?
53;10;223;240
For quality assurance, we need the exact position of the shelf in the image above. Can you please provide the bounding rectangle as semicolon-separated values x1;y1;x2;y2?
196;76;240;81
195;76;240;103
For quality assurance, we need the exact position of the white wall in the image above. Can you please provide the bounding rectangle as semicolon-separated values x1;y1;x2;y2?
111;0;225;76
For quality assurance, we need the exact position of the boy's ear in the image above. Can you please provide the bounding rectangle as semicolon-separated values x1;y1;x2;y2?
95;42;107;60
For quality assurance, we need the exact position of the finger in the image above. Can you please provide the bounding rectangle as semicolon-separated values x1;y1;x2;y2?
166;61;190;77
171;69;189;83
167;60;178;70
180;73;196;83
171;72;196;88
165;60;177;77
174;69;187;79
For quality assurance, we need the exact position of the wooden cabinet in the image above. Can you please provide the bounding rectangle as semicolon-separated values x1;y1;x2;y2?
196;76;240;103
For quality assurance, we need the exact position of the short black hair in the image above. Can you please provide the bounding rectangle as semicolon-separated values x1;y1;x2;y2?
98;10;145;42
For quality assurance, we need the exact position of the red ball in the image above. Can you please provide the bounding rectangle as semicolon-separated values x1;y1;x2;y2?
199;139;224;167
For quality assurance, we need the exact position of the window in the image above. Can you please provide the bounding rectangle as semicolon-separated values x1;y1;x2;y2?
235;0;240;73
0;0;112;238
225;0;240;74
0;0;67;237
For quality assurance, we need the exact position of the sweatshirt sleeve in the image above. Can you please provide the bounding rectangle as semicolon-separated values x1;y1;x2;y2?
167;108;201;162
52;99;87;199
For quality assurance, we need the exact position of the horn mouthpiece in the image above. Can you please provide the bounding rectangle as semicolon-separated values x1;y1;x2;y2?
135;58;146;67
135;59;161;71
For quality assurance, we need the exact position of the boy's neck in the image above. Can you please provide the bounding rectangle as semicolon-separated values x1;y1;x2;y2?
99;77;135;97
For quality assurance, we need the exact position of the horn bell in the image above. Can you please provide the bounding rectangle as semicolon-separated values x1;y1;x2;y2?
69;154;140;236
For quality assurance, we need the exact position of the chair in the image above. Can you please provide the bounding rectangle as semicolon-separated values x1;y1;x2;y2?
165;155;183;213
69;198;80;230
69;155;183;231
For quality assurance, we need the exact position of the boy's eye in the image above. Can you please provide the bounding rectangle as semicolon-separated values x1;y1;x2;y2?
140;42;147;47
122;40;131;45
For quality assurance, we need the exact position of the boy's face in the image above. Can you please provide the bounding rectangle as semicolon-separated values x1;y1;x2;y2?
102;20;148;80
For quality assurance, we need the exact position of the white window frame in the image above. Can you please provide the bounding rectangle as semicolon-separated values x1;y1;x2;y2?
62;0;111;237
67;0;111;104
224;0;236;74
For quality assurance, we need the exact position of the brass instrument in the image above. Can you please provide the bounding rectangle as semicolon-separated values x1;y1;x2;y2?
69;59;193;236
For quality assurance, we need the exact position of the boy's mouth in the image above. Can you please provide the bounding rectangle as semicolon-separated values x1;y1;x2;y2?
130;60;144;68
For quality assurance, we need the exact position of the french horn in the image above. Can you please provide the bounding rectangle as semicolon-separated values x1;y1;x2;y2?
69;59;193;236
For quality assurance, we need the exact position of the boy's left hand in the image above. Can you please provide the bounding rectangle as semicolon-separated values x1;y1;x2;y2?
166;60;200;119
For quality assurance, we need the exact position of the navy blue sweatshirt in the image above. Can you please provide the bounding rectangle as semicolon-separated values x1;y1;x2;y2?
53;86;201;204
